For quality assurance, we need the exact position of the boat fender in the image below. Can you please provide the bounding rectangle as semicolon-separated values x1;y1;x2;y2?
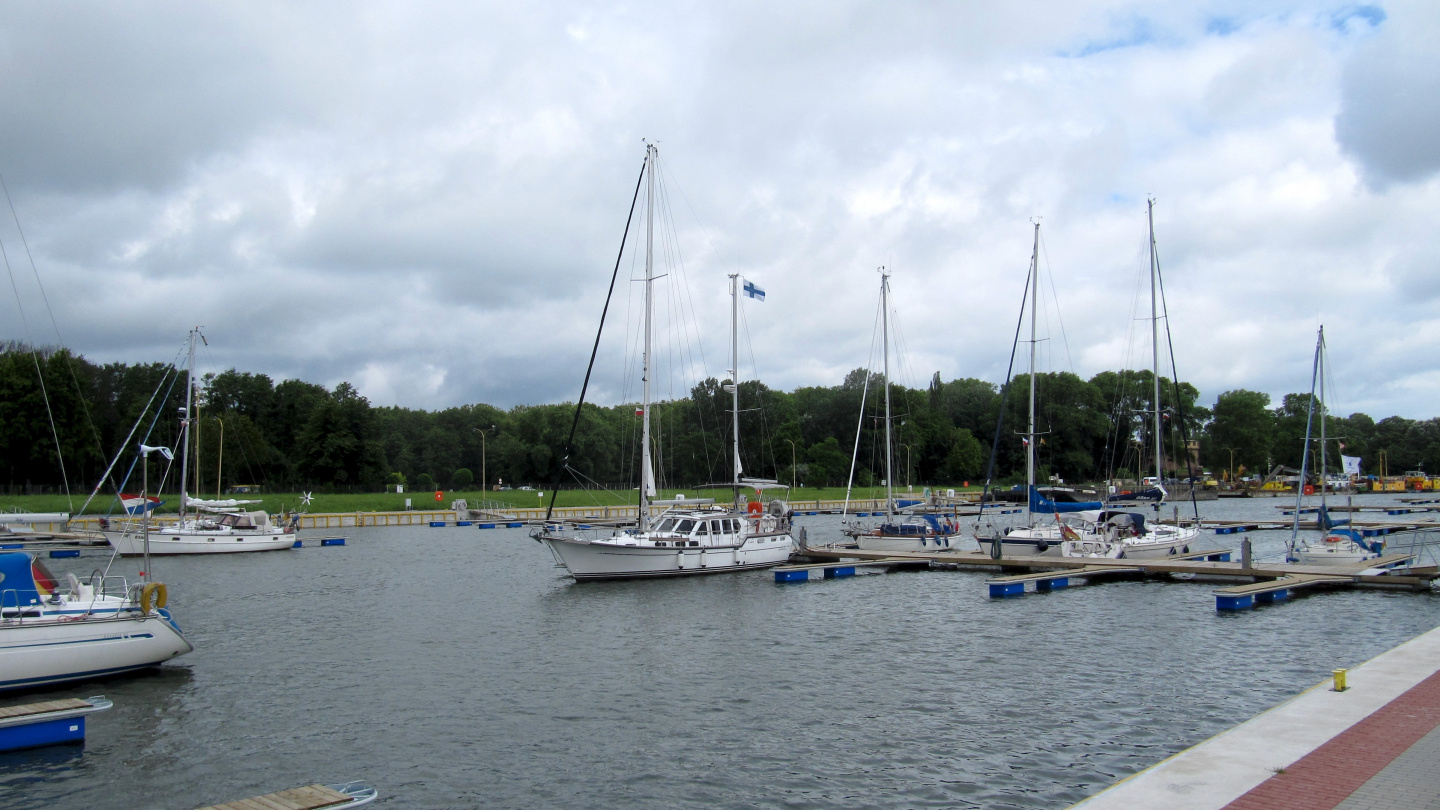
1035;540;1049;552
1168;547;1177;555
140;582;168;613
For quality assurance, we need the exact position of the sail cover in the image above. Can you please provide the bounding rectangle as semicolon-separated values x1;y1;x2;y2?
1030;486;1104;513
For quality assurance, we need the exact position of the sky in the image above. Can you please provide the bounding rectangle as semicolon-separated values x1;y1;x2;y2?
1;1;1437;419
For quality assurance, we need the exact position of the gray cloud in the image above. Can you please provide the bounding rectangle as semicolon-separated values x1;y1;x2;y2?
1335;1;1440;187
1;1;1439;421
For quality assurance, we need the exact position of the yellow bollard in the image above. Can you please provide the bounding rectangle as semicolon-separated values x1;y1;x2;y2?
1333;668;1348;692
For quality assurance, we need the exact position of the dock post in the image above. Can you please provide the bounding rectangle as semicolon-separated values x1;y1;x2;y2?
1241;539;1252;571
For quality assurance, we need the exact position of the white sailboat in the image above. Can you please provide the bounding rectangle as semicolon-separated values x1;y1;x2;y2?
844;269;962;551
976;219;1195;558
104;329;296;556
0;551;193;691
1289;327;1381;565
531;144;794;580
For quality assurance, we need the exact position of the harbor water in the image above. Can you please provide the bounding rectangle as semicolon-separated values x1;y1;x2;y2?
2;494;1438;809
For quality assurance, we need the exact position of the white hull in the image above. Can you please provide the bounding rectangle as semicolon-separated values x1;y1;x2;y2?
0;612;193;692
107;530;295;555
977;523;1199;558
856;533;958;553
1292;537;1376;566
540;533;793;580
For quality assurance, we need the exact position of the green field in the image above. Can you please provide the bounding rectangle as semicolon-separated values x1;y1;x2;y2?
0;485;980;516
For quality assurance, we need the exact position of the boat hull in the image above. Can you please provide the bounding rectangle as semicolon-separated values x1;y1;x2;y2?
856;533;959;553
106;531;295;555
0;613;193;692
541;535;794;581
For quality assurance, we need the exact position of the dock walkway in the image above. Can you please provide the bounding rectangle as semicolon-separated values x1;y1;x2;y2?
1070;623;1440;810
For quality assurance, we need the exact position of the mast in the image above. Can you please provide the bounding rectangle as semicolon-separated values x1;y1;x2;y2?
730;273;742;506
638;144;656;531
1289;327;1323;549
1148;200;1163;489
881;268;894;518
1318;326;1327;509
177;328;196;524
1027;222;1039;526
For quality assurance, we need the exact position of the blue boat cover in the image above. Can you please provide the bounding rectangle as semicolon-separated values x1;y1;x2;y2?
1030;487;1104;514
0;552;54;606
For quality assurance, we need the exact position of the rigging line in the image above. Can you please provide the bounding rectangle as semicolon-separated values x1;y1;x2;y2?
1154;247;1200;519
980;254;1034;523
544;153;646;523
0;172;108;478
843;289;884;514
0;230;72;511
74;358;182;519
1037;229;1076;373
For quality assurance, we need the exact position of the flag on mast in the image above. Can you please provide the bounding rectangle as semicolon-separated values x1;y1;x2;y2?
742;280;765;301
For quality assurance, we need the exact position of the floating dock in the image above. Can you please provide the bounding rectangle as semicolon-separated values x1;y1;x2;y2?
0;696;111;752
787;545;1437;609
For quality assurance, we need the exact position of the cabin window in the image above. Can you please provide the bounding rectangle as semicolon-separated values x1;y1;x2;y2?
711;520;724;536
696;522;709;535
674;520;695;533
655;519;675;532
729;519;741;533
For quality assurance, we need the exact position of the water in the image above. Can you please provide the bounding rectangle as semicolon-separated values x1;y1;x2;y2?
2;494;1437;809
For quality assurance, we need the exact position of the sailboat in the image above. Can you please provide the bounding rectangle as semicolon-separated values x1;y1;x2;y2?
104;329;296;556
2;444;192;690
975;220;1195;558
1288;327;1382;565
843;269;962;551
531;144;795;580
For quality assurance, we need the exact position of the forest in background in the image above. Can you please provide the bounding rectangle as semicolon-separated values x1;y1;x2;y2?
2;345;1438;498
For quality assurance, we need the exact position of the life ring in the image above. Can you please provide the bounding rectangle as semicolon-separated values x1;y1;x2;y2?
139;582;168;613
747;501;763;517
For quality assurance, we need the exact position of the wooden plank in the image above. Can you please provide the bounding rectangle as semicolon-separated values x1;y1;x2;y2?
0;698;91;720
1215;574;1352;596
986;566;1143;585
195;784;351;810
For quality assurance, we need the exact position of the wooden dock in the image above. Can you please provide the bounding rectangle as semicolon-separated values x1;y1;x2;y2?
786;545;1437;610
194;784;354;810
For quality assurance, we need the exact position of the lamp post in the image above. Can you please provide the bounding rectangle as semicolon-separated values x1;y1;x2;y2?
1222;446;1236;487
474;426;495;494
785;439;798;492
902;444;914;490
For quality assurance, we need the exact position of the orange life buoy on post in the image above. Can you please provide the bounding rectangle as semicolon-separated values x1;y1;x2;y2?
747;501;763;517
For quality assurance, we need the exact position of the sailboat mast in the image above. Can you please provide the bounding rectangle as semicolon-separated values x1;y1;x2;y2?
1319;326;1327;507
1027;223;1039;525
881;268;894;518
638;144;656;531
1148;200;1163;487
177;328;196;523
730;273;741;505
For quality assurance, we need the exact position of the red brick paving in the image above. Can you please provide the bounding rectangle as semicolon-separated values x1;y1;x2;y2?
1222;668;1440;810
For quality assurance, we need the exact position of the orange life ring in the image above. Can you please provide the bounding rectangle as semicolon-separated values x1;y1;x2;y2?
747;501;763;517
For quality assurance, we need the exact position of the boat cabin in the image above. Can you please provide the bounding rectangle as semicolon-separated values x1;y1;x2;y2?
648;514;746;547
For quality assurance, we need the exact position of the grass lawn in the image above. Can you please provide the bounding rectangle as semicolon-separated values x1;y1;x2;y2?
0;484;981;516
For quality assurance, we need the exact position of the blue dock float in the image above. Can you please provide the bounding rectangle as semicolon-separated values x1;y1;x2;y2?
1036;577;1069;592
507;522;524;528
477;523;496;529
48;549;80;558
1216;593;1254;610
320;537;346;546
0;696;112;753
0;544;22;549
293;539;303;548
457;521;473;526
775;568;809;582
824;566;856;578
988;581;1025;598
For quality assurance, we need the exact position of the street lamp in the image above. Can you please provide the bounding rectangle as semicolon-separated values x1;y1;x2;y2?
1222;446;1236;487
902;444;914;490
784;439;798;492
474;426;495;494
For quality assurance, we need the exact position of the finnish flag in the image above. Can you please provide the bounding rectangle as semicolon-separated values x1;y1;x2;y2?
743;280;765;301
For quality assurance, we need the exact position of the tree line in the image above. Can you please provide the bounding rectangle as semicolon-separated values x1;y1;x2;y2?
2;345;1437;500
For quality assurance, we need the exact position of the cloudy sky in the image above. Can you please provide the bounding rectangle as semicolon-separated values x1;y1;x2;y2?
1;1;1436;419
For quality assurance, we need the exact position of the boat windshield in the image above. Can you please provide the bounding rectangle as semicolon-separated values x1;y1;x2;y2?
673;519;695;534
654;519;676;532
